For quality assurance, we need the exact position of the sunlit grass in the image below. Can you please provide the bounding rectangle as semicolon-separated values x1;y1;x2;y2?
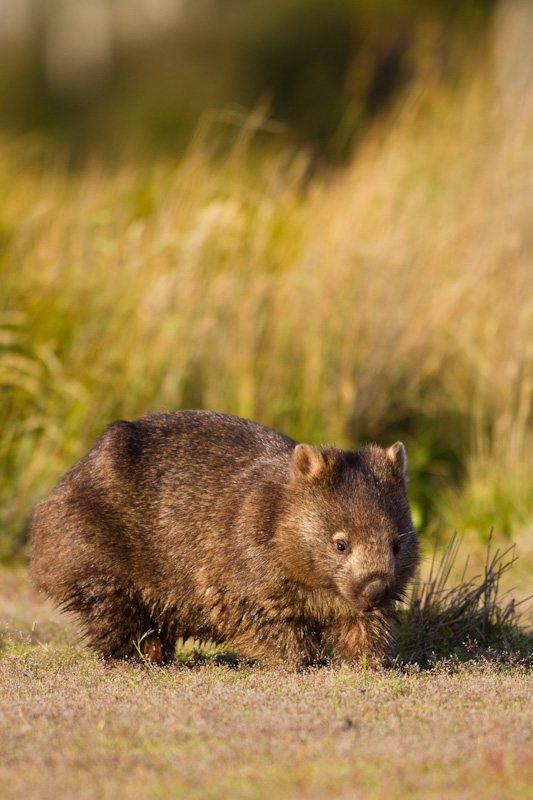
1;61;533;571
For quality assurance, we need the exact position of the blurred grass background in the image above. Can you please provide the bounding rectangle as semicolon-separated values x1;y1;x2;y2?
1;0;533;597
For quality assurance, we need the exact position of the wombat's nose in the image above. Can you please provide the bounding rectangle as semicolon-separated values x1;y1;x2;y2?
363;579;389;608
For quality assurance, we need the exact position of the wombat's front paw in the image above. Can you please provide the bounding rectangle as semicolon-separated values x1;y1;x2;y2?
328;613;396;669
139;633;171;665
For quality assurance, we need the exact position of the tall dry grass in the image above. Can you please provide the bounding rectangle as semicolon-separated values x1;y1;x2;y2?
1;60;533;567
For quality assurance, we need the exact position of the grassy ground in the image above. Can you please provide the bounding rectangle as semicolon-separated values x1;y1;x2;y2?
1;565;532;800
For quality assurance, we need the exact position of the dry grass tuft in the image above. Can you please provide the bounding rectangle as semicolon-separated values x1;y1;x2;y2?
399;531;533;666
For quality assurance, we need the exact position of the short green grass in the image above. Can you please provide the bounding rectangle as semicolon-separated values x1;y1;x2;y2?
1;604;532;800
1;536;531;800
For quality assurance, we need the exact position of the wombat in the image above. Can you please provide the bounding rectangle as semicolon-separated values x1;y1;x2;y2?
30;410;418;668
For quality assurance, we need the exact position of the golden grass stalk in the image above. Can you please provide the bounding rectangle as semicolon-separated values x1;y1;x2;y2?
1;56;533;560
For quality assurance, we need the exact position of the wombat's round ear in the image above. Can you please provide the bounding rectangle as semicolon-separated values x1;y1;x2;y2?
387;442;407;476
290;443;326;481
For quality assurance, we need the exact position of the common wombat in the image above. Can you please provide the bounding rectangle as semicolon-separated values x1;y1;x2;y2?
30;410;418;668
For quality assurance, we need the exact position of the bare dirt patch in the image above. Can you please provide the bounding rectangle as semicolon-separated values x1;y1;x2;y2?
1;566;532;800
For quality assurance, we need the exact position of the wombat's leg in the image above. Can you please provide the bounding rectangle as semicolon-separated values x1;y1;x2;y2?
89;614;176;664
326;607;397;669
64;580;175;663
139;632;176;665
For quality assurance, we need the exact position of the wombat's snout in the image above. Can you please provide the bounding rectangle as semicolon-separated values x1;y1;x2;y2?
343;575;391;611
362;578;390;609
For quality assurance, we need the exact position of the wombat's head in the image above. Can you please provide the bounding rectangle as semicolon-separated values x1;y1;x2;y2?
278;441;418;612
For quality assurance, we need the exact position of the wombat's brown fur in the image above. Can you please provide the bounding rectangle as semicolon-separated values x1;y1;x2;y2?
30;410;418;668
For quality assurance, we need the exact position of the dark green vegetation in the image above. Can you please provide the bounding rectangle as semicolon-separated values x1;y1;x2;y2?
0;0;495;157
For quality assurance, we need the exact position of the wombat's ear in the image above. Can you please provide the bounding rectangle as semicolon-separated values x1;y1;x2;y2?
387;442;407;476
290;443;326;481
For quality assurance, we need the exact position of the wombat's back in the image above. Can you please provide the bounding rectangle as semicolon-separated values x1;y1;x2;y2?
29;410;296;625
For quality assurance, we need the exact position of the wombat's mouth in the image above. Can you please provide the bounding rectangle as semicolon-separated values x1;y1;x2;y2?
344;595;387;613
362;600;389;613
359;599;389;613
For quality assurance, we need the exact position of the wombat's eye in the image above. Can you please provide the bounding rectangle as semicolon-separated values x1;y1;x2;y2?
335;540;347;553
392;541;401;555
